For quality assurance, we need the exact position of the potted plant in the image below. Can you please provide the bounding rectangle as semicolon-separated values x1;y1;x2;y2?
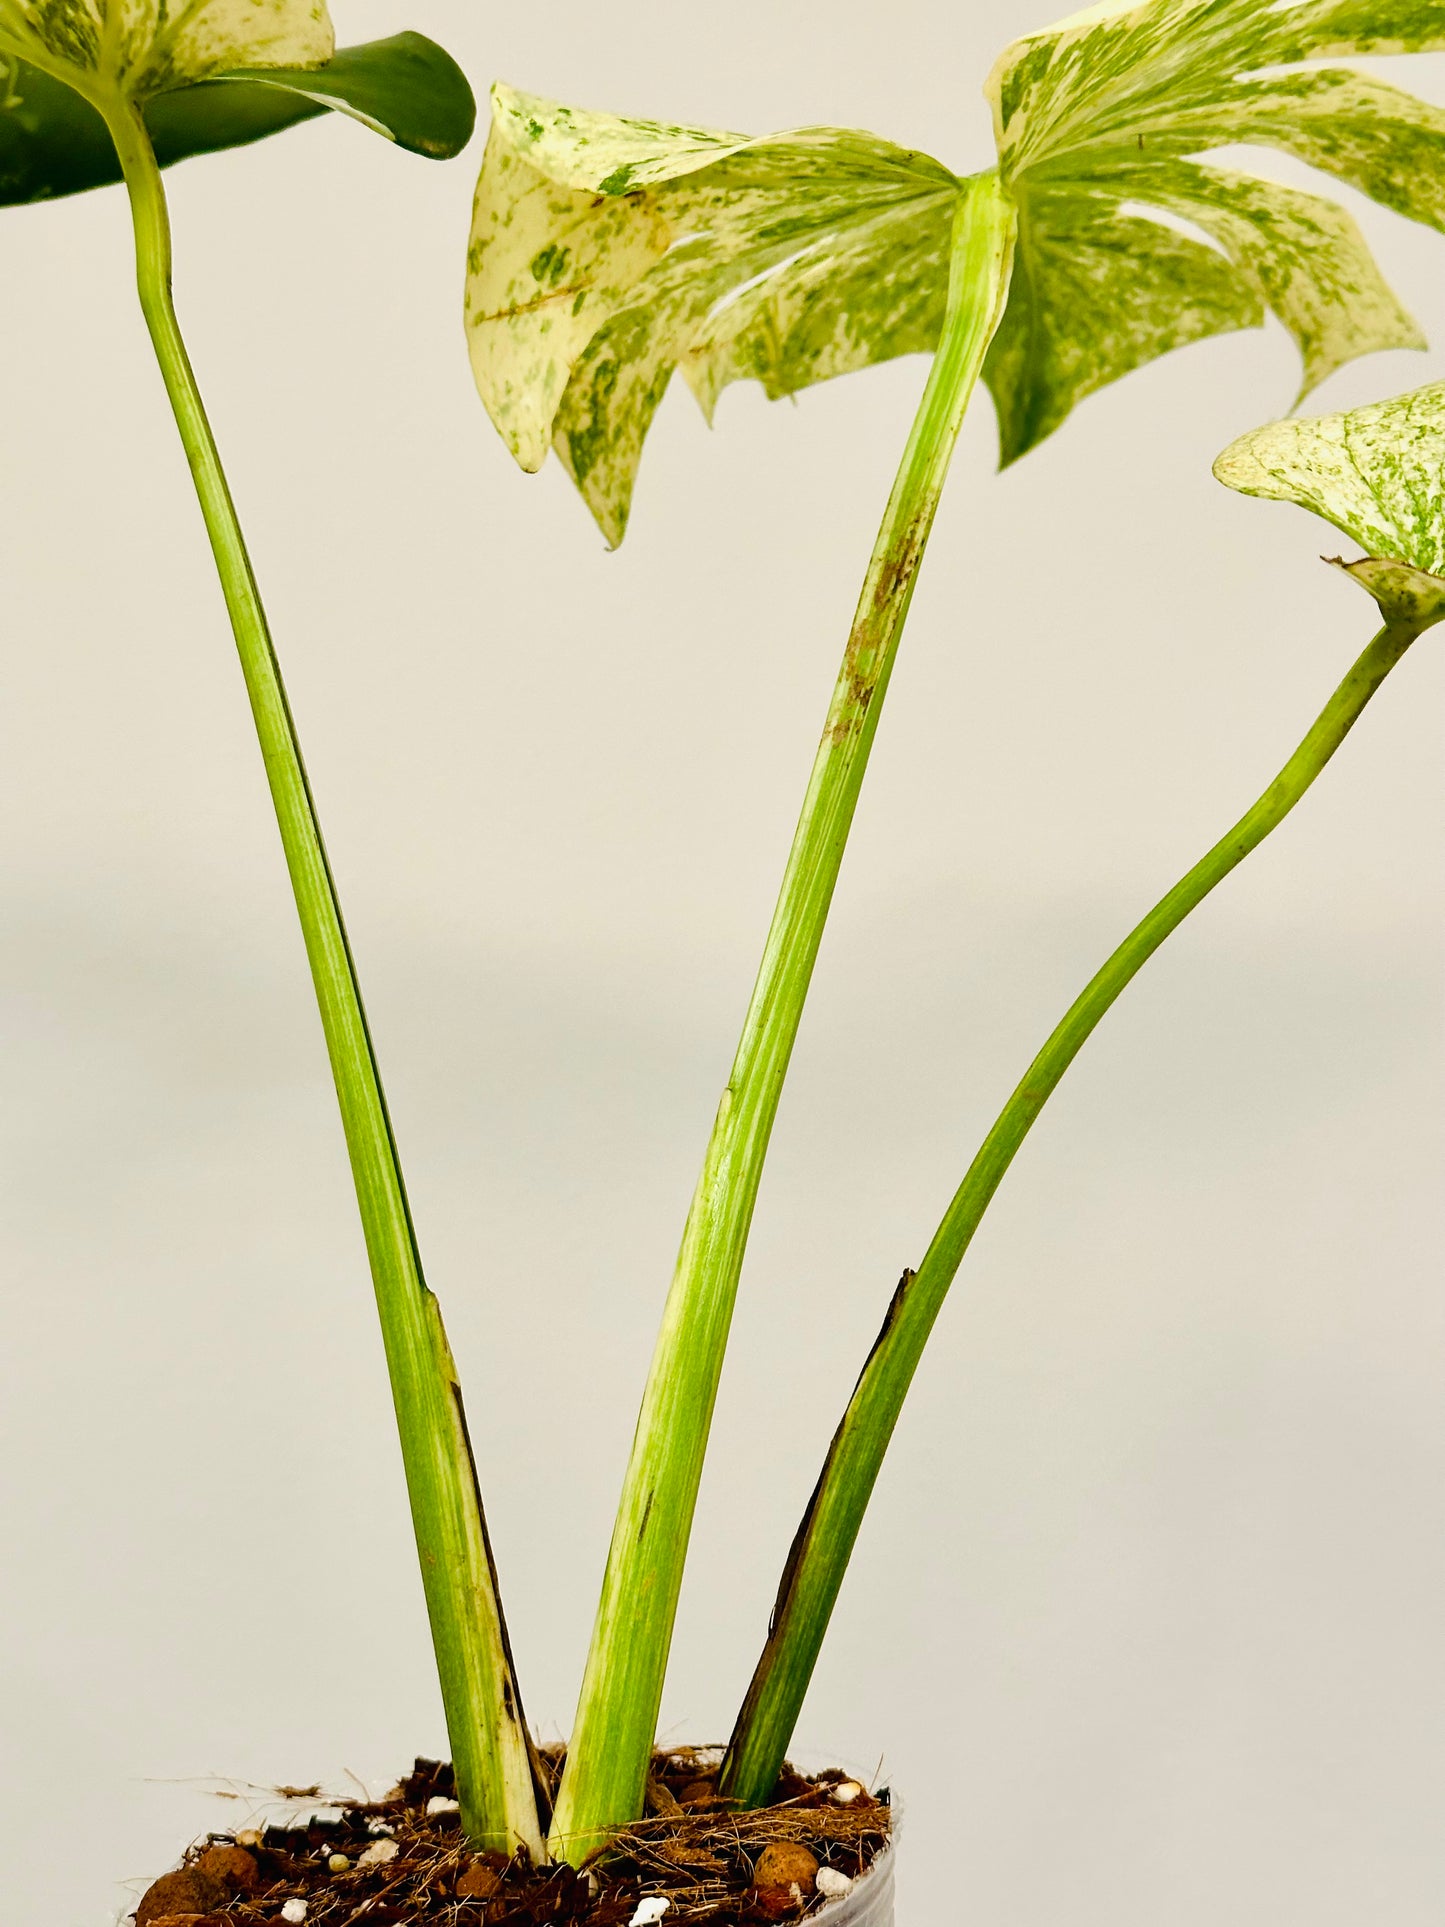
1;1;1439;1920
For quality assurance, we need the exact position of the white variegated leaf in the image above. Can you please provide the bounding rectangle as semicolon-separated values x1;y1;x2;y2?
1214;380;1445;576
1087;159;1424;395
1160;69;1445;234
981;1;1445;462
0;0;331;104
484;80;750;195
1248;0;1445;65
986;0;1445;173
466;84;958;545
473;5;1445;539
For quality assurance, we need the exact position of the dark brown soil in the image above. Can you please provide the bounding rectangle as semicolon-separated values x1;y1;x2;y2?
131;1750;890;1926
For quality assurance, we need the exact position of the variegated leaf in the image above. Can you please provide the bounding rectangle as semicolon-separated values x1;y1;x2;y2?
986;0;1445;173
473;4;1445;538
1094;162;1425;399
986;161;1425;464
466;83;958;545
980;0;1445;462
986;178;1263;465
1214;379;1445;576
1158;70;1445;235
0;0;331;105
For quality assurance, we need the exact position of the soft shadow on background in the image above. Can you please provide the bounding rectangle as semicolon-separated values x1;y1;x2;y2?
1;4;1441;1922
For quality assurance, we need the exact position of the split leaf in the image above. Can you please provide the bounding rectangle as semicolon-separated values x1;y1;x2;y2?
469;3;1445;540
982;0;1442;462
0;17;474;207
1214;379;1445;577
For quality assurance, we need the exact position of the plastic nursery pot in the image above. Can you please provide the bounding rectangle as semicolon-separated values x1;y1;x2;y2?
785;1753;898;1926
814;1830;896;1925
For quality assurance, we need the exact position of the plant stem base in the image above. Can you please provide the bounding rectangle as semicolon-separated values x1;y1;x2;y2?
130;1751;893;1926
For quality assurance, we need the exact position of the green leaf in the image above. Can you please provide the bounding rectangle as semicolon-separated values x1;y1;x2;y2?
986;175;1265;466
465;83;959;546
206;31;475;158
1214;379;1445;576
0;32;475;205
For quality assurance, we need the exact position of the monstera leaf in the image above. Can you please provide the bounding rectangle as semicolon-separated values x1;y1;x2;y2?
0;9;473;205
983;0;1443;462
0;0;330;100
467;1;1445;544
465;84;959;546
1216;380;1445;590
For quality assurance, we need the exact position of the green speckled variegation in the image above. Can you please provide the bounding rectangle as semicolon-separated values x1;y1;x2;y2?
472;4;1445;540
466;83;958;546
982;0;1445;462
1214;380;1445;577
0;0;331;104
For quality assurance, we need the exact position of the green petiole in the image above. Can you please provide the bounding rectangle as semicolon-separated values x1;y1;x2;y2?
549;169;1019;1863
721;608;1434;1808
101;96;543;1860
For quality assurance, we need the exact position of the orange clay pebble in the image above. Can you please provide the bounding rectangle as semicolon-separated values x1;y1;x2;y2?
753;1841;820;1916
754;1843;820;1889
195;1846;261;1892
457;1861;503;1899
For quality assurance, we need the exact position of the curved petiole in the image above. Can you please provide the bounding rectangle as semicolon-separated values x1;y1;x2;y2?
722;606;1435;1807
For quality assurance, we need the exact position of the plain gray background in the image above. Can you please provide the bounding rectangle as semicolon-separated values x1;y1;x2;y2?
1;4;1442;1921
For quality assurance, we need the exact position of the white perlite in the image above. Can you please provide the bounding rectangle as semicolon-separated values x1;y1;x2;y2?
627;1900;671;1927
280;1902;308;1925
356;1838;400;1869
816;1867;854;1898
831;1780;863;1805
426;1796;461;1817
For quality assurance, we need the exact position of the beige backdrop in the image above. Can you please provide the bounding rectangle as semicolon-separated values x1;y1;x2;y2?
2;4;1442;1921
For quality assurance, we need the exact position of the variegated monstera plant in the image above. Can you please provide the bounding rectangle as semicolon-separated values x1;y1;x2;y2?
5;0;1443;1902
464;0;1445;1864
